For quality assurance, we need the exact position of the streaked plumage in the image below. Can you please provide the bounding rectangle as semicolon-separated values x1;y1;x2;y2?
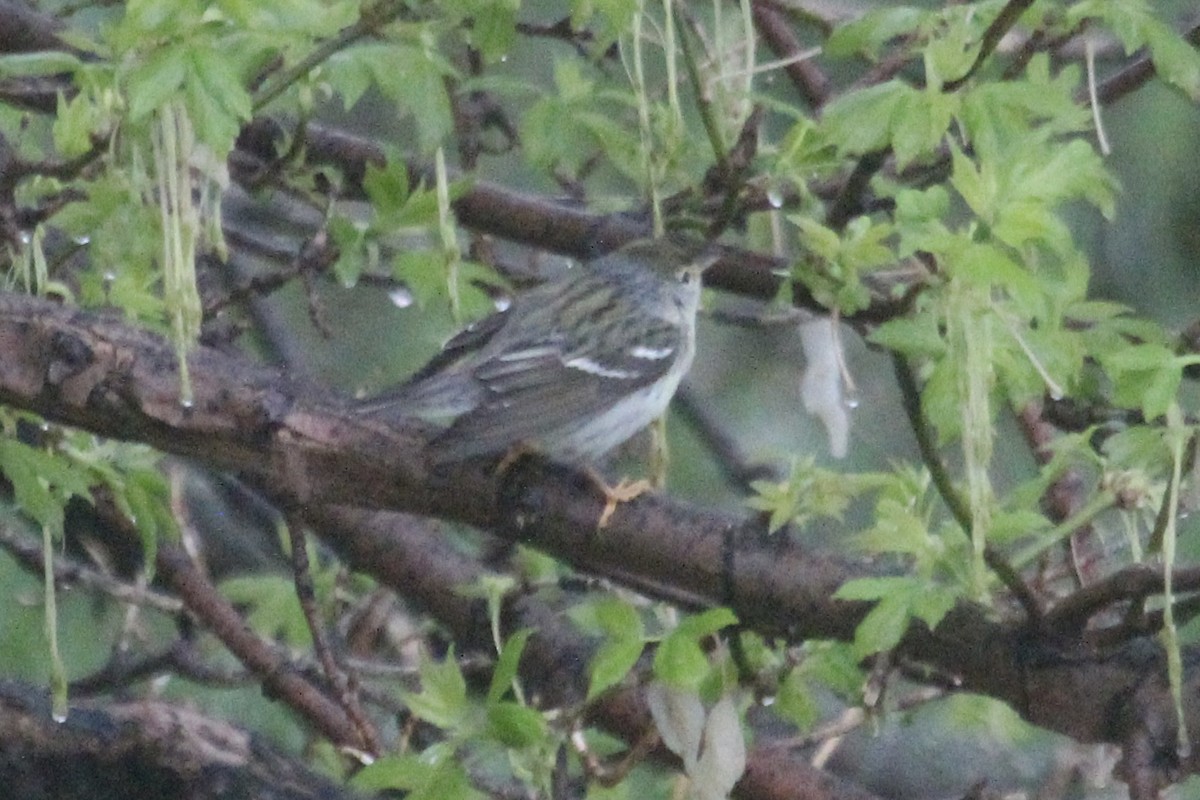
357;238;714;464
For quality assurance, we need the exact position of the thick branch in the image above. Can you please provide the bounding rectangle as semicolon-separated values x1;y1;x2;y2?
0;680;364;800
1;291;1199;786
231;120;911;326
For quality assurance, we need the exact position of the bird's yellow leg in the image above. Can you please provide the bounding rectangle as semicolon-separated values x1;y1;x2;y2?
493;444;653;528
494;443;536;476
594;474;652;529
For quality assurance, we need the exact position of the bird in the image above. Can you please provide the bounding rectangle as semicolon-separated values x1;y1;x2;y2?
357;237;717;521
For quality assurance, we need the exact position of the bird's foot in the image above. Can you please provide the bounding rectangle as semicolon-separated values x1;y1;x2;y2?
595;476;652;529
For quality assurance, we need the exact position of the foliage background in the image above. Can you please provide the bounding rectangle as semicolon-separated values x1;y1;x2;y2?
1;0;1200;799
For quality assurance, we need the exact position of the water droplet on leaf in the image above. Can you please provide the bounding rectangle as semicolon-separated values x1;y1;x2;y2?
388;287;413;308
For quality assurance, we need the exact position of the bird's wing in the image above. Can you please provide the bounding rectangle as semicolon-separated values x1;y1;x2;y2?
408;309;509;383
431;316;684;461
354;309;509;419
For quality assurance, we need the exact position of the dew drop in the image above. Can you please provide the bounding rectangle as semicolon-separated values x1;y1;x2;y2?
388;287;413;308
842;388;861;410
493;295;512;312
179;398;194;410
51;709;68;723
499;54;508;63
74;235;91;246
760;695;776;707
766;187;784;209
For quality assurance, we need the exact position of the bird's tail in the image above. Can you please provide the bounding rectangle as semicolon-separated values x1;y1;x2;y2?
355;373;478;426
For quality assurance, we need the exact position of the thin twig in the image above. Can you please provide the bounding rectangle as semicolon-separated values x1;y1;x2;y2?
750;0;830;110
284;512;381;755
252;0;406;112
0;519;181;614
944;0;1037;91
892;355;1043;620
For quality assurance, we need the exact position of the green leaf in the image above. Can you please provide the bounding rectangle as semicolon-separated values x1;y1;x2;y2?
327;50;374;110
653;608;737;689
652;633;708;688
392;250;446;308
588;638;644;700
747;457;868;532
0;446;61;533
868;314;946;359
790;217;841;261
839;216;895;271
487;628;532;705
800;641;866;700
486;701;548;748
452;0;519;62
126;46;189;121
0;51;84;78
353;753;484;800
820;80;910;156
371;45;455;154
405;647;469;729
363;161;411;221
959;57;1089;158
833;575;913;602
571;0;637;53
1102;343;1184;420
672;607;737;641
570;597;646;699
186;46;252;154
121;0;203;39
853;497;935;558
826;7;927;59
592;596;644;639
219;575;312;647
1069;0;1200;99
1005;138;1116;220
840;580;918;657
52;90;105;158
120;467;177;571
890;87;956;168
838;577;956;657
952;242;1040;304
327;42;456;153
328;216;367;287
988;508;1052;546
774;669;820;731
1142;20;1200;99
948;143;994;220
219;0;357;36
1103;427;1172;476
910;584;957;631
0;438;91;533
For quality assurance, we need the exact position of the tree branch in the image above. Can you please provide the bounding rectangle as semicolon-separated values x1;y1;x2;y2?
0;679;367;800
2;292;1200;789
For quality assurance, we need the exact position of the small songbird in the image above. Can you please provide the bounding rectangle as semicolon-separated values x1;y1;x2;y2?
357;237;717;476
